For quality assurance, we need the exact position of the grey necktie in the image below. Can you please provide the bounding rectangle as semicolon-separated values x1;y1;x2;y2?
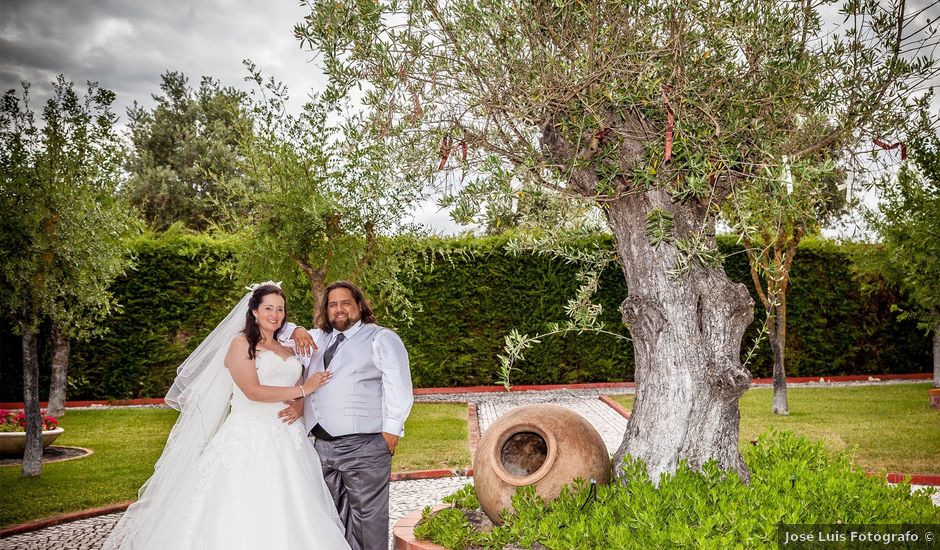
322;333;345;369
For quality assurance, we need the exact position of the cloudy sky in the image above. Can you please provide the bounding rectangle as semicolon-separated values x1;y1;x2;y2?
0;0;462;232
0;0;323;118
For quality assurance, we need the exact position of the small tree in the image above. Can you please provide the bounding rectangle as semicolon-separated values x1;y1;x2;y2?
123;71;253;231
233;63;426;322
723;159;846;414
867;131;940;387
297;0;938;482
0;77;136;476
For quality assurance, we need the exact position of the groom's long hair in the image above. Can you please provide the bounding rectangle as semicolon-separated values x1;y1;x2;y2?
243;284;287;359
316;280;376;332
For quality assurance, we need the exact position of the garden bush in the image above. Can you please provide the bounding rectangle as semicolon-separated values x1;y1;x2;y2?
0;232;931;400
414;432;940;549
46;229;240;399
390;234;634;388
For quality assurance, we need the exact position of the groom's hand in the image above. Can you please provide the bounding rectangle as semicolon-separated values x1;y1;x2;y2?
292;327;316;356
278;399;304;424
382;432;399;455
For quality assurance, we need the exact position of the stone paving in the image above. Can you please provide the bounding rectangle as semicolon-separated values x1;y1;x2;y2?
2;381;936;549
0;476;474;550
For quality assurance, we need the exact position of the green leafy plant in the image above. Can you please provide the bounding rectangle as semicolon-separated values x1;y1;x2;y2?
442;483;480;510
415;432;939;549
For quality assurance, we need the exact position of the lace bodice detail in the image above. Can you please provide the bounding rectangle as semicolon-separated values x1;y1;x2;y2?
230;350;303;414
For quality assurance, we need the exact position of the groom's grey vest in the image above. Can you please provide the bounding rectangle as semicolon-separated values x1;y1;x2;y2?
302;324;387;437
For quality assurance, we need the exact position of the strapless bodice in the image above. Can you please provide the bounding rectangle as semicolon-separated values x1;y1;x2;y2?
230;350;303;415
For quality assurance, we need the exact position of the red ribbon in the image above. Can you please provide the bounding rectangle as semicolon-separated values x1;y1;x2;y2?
662;87;675;162
873;138;907;160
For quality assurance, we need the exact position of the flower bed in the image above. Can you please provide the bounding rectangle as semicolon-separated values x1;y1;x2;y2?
0;410;63;456
0;410;59;432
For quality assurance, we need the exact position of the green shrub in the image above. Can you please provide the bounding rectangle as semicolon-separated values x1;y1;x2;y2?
65;229;241;399
415;432;940;549
390;234;634;388
0;233;930;400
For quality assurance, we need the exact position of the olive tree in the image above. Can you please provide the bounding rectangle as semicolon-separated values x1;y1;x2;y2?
295;0;937;482
232;62;426;322
722;160;847;415
0;77;136;476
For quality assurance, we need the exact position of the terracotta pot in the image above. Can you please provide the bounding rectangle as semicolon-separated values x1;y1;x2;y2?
473;404;610;523
0;428;64;456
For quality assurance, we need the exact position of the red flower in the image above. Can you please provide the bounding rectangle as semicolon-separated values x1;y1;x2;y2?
0;409;59;431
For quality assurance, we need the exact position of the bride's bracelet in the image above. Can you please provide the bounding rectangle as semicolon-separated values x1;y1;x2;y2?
298;385;306;399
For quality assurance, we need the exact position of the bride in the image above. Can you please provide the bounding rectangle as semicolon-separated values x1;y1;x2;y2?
103;283;350;549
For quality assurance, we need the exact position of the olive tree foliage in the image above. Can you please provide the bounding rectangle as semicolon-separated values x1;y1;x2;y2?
0;77;137;476
231;62;426;323
122;71;254;232
295;0;938;482
865;131;940;387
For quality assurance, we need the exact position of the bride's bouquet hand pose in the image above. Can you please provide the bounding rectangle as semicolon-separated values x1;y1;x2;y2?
103;283;351;550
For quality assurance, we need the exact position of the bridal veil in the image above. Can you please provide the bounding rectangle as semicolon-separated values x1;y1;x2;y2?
101;290;250;549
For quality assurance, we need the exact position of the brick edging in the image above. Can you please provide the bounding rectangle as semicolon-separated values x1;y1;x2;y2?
467;402;480;464
393;504;451;550
599;395;631;420
0;500;134;538
749;373;931;384
413;381;637;395
391;469;473;482
874;472;940;486
0;398;166;409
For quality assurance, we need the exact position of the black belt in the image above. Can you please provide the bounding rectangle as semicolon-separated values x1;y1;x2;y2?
311;424;379;441
311;423;339;440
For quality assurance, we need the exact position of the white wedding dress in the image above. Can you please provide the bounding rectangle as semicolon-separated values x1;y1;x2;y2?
106;351;350;549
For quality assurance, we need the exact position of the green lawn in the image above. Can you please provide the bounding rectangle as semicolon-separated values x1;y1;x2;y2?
611;383;940;474
0;402;469;528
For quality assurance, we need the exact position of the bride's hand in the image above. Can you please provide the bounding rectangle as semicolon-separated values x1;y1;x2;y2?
303;370;332;394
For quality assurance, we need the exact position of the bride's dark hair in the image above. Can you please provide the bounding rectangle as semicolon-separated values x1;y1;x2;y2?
243;284;287;359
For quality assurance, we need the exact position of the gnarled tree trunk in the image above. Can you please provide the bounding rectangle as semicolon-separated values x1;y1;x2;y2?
47;324;70;418
21;327;43;477
606;189;754;484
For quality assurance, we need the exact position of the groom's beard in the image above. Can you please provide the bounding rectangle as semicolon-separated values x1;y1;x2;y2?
331;315;357;332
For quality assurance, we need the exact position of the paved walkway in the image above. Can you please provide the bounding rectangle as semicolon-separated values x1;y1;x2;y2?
2;381;937;549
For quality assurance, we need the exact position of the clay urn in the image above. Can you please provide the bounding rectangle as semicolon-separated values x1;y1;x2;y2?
473;404;610;524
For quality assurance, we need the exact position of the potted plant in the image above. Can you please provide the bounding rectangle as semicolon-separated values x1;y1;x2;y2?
0;409;64;456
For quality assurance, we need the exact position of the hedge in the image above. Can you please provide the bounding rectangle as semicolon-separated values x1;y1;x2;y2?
0;230;242;401
0;232;930;400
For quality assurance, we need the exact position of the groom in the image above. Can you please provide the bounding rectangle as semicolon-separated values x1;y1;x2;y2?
279;280;413;550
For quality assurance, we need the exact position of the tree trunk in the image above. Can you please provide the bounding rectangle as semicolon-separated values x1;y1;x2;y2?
295;258;327;324
771;296;789;415
47;324;70;418
933;324;939;389
606;189;754;484
21;327;43;477
309;273;326;324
